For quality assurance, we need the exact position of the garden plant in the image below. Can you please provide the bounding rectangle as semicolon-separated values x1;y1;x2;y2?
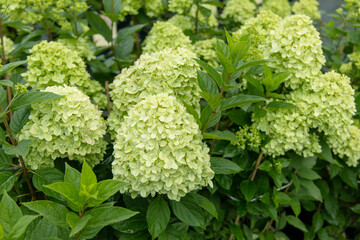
0;0;360;239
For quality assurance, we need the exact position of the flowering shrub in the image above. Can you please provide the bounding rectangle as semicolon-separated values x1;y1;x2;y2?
0;0;359;240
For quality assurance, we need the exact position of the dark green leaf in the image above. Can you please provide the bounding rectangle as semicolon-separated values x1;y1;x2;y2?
203;131;237;141
3;139;31;157
240;180;256;202
11;91;62;111
350;204;360;214
0;149;12;170
270;72;290;91
312;212;323;232
244;75;264;94
189;193;218;220
32;168;64;200
147;197;170;239
236;59;271;71
111;214;147;234
300;179;322;202
116;24;146;43
0;60;27;77
198;5;211;19
266;101;297;109
297;168;321;180
317;138;333;163
103;0;122;14
179;99;201;128
170;196;205;227
200;92;221;110
195;59;223;89
232;40;250;63
87;11;112;42
6;21;32;32
210;157;241;174
220;95;267;111
289;198;301;217
0;87;6;107
197;70;218;95
286;215;308;232
10;106;30;135
340;167;358;189
0;80;13;87
23;201;70;228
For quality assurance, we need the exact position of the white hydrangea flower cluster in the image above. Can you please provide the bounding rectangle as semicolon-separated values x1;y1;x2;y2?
144;0;165;17
20;86;107;170
168;0;193;15
260;0;291;17
119;0;165;20
265;15;325;89
112;94;214;201
108;47;200;132
168;15;194;32
22;41;106;108
194;38;219;68
142;22;193;54
292;0;321;20
221;0;256;24
234;10;281;60
58;37;95;61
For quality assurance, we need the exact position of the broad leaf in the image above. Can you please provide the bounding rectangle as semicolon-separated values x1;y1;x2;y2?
170;196;205;228
189;193;218;220
0;60;27;77
64;163;81;189
8;215;38;239
210;157;241;174
200;92;221;111
3;139;31;157
32;168;64;200
87;12;112;42
220;95;267;111
0;172;16;195
197;71;218;95
147;197;170;239
266;101;297;109
44;182;83;211
10;106;30;135
203;131;237;142
89;179;127;207
195;59;223;89
11;91;62;111
240;180;256;202
286;215;308;232
0;191;22;234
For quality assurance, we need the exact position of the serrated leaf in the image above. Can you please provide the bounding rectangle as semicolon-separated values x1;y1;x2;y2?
0;191;22;234
210;157;241;174
8;215;38;239
195;59;223;89
44;182;83;211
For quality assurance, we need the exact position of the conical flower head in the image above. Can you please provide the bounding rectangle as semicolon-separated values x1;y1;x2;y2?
19;85;107;170
112;94;214;201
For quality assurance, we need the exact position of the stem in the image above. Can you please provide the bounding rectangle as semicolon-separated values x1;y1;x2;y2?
105;81;111;115
250;150;263;181
228;214;240;240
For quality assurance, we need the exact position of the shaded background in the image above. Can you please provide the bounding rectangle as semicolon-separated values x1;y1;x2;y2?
316;0;343;21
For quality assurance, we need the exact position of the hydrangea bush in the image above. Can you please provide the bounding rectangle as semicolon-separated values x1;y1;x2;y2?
0;0;359;239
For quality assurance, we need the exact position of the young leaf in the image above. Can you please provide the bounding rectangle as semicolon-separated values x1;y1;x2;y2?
66;212;92;237
87;12;112;42
11;91;62;111
23;201;70;228
44;182;83;211
64;163;81;189
240;180;256;202
220;95;267;111
89;179;127;207
286;215;308;232
147;196;170;239
32;168;64;200
3;139;32;157
80;162;98;199
0;191;22;235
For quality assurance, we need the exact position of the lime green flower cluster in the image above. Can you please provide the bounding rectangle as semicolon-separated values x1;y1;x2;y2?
58;37;95;61
231;125;262;149
168;0;193;14
144;0;165;17
266;15;325;89
190;4;219;28
344;0;360;21
0;37;14;60
234;10;281;60
142;22;193;54
221;0;256;24
112;94;214;201
339;62;353;75
168;15;194;32
292;0;321;20
22;41;106;108
349;52;360;69
194;38;219;68
19;86;107;170
261;0;291;17
108;47;200;132
119;0;165;20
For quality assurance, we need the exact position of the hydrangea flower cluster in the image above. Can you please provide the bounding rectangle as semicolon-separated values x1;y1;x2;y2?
265;15;325;89
168;15;194;32
194;38;219;68
190;4;219;28
168;0;193;15
22;41;106;108
292;0;321;20
234;10;281;60
221;0;256;24
119;0;143;21
142;22;193;54
144;0;165;17
58;37;95;61
231;125;262;149
348;52;360;69
112;94;214;201
109;47;200;132
260;0;291;18
19;86;107;170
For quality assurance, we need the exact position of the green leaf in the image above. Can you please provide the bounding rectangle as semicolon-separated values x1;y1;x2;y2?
312;212;323;232
103;0;122;14
317;138;334;163
0;128;5;145
3;139;31;157
11;91;62;111
266;101;297;109
200;92;221;111
198;5;211;19
244;75;264;94
289;198;301;217
286;215;308;232
220;95;267;111
80;162;98;200
147;197;170;239
339;167;358;189
87;12;112;42
0;191;22;235
32;168;64;200
64;163;81;189
116;24;146;43
0;86;6;106
300;179;322;202
350;204;360;214
262;65;274;91
0;80;13;87
170;196;205;228
6;21;32;32
111;214;147;234
258;161;272;172
23;201;70;228
270;72;290;91
297;168;321;180
216;40;234;73
0;149;12;171
44;182;83;211
210;157;241;174
0;172;15;195
8;215;38;239
203;131;237;142
197;71;218;95
195;59;223;89
0;60;27;77
232;40;250;63
10;106;30;135
240;180;256;202
89;179;127;207
236;59;271;71
66;212;92;237
189;193;218;220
